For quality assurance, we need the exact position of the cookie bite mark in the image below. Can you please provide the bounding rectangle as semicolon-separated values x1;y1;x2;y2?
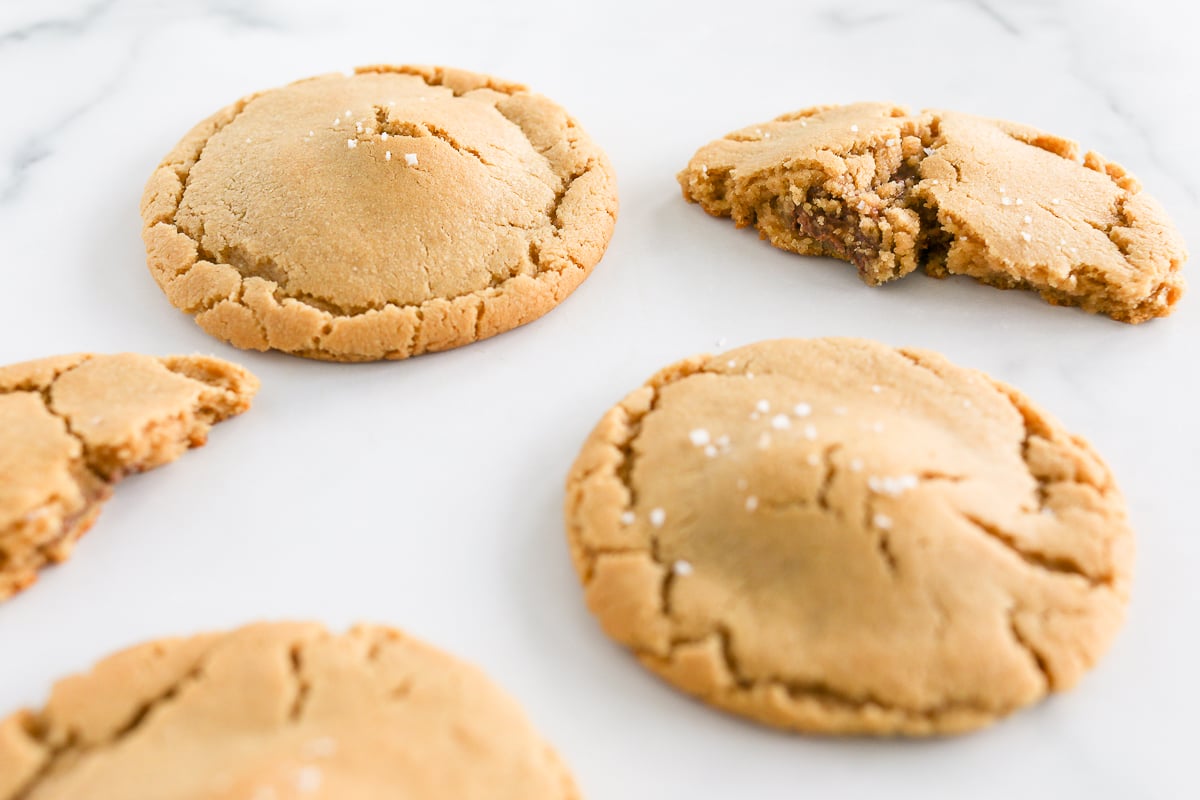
680;104;1186;322
0;353;258;601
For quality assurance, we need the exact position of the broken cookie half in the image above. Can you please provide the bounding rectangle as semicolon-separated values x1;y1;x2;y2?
679;103;1186;323
0;353;258;600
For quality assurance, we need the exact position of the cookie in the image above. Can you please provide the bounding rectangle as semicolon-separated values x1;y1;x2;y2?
0;353;257;600
142;65;618;362
565;338;1132;735
679;103;1186;323
0;622;579;799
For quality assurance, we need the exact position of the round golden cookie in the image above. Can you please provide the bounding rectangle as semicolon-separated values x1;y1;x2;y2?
0;353;257;601
565;338;1132;735
142;65;618;361
0;622;580;799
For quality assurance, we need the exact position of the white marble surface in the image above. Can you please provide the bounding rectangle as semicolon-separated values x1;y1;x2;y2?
0;0;1196;796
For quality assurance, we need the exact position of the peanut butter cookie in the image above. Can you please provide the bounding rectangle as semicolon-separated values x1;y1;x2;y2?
679;103;1185;322
565;338;1132;735
0;353;257;600
142;65;618;361
0;622;579;799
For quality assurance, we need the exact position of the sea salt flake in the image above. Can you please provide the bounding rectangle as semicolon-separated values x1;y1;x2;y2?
770;414;791;430
346;139;357;149
620;511;636;526
405;152;419;166
873;513;893;530
803;424;818;440
1021;231;1032;242
793;402;812;417
704;444;718;458
688;429;710;446
649;508;666;528
755;400;770;413
672;560;694;576
745;496;759;512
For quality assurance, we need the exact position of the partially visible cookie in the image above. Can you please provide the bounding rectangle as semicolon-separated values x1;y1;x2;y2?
565;338;1132;735
142;65;618;362
0;621;580;799
0;353;257;600
679;103;1186;322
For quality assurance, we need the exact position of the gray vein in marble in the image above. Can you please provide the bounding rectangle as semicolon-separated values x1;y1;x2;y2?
0;0;116;47
967;0;1021;36
0;39;141;205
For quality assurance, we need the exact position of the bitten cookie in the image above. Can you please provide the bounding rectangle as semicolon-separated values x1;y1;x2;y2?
142;65;619;362
565;338;1132;735
0;621;579;799
0;353;257;600
679;103;1186;322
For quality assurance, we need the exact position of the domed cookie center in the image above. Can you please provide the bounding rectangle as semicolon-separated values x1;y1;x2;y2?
173;72;560;313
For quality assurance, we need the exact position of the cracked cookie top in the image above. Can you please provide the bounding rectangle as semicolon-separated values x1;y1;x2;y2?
679;103;1186;323
565;338;1132;735
142;65;618;362
0;622;580;799
0;353;257;601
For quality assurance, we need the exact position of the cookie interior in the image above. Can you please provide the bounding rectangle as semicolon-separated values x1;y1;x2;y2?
680;104;1186;322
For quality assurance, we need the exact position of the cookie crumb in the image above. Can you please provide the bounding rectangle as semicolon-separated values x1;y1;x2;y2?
649;508;666;528
689;428;710;446
405;152;419;166
794;402;812;417
745;496;759;512
672;560;694;576
620;510;636;526
771;414;791;430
